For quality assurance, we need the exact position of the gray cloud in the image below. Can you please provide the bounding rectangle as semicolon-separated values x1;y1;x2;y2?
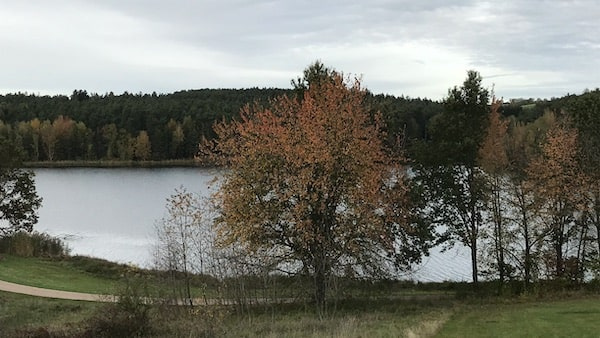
0;0;598;99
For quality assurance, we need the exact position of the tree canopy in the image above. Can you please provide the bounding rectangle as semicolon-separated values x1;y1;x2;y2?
0;138;42;237
412;70;491;284
206;68;432;313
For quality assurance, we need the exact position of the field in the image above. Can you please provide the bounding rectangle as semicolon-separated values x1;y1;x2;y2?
437;297;600;337
0;255;121;294
1;255;600;337
0;291;100;336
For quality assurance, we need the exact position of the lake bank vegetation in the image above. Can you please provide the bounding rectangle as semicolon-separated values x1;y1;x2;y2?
1;61;600;335
2;237;600;336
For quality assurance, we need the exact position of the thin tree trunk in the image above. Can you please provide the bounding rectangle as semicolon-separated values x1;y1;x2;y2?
470;241;478;284
467;169;479;285
595;192;600;261
492;178;505;284
523;207;531;287
314;258;327;318
575;221;587;283
555;222;565;278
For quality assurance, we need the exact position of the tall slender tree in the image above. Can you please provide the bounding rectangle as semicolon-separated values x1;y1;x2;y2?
413;70;490;284
478;99;510;283
568;92;600;272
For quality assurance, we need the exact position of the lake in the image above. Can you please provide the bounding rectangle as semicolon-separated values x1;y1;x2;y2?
33;168;471;282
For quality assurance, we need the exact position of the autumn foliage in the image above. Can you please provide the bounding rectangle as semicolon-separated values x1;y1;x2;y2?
205;72;427;310
526;121;585;278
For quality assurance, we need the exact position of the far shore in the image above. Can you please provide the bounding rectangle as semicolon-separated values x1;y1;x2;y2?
23;159;215;169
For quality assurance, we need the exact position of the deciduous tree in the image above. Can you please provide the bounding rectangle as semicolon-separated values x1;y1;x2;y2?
154;187;211;306
413;70;490;284
526;121;585;278
478;99;510;283
568;92;600;274
133;131;151;161
0;138;42;237
206;66;431;314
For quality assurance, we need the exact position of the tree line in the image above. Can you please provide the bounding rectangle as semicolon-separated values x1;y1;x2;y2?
412;77;600;288
2;61;600;314
0;88;441;162
152;62;600;315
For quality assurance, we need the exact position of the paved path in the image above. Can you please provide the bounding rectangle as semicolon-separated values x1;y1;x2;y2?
0;280;285;305
0;280;116;302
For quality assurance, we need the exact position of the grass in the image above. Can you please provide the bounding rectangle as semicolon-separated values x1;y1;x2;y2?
0;254;226;298
437;296;600;337
0;291;100;336
3;289;600;337
3;254;600;336
0;255;121;294
0;291;455;337
213;298;455;338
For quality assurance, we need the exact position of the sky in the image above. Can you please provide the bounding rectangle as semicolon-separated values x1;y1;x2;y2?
1;0;599;100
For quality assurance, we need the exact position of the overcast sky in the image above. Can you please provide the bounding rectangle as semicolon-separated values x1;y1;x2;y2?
1;0;598;100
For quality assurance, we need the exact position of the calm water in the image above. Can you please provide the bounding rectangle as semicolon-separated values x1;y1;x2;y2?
33;168;471;282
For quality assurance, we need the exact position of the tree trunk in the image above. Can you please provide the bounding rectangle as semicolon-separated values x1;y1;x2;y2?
555;226;564;278
492;180;505;284
595;192;600;261
497;227;505;283
314;261;327;318
523;213;531;287
467;169;479;285
515;186;533;288
470;241;478;284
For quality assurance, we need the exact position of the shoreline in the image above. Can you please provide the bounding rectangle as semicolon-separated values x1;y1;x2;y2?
23;159;212;169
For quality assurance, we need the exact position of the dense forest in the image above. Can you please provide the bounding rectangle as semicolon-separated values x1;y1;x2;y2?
0;88;441;162
0;85;596;164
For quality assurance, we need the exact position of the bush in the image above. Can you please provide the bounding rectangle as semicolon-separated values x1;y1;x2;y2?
152;305;229;337
65;255;132;279
0;231;69;257
86;282;151;337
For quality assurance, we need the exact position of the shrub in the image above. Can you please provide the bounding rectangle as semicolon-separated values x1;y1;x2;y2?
0;231;69;257
86;282;151;337
65;255;132;279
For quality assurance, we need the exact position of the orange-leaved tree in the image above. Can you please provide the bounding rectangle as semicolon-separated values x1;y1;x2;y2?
478;98;511;283
204;65;431;314
526;120;586;278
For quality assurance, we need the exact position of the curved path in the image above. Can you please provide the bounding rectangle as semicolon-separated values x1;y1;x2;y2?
0;279;449;304
0;279;116;302
0;279;288;305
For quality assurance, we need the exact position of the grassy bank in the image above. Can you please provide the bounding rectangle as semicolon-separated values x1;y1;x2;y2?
0;289;455;337
2;253;600;336
3;286;600;337
0;291;100;336
437;296;600;337
23;159;204;168
0;255;123;294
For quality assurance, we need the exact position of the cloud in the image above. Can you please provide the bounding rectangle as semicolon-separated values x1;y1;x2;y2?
0;0;598;99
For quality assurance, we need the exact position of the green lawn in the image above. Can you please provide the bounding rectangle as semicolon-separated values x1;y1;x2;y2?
0;255;219;298
437;297;600;337
0;255;120;294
